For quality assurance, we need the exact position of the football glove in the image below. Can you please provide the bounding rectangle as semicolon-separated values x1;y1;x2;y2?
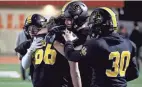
28;37;43;53
62;29;78;42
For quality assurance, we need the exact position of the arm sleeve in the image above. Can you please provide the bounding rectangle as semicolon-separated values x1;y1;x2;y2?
126;43;139;81
64;40;93;62
21;49;33;70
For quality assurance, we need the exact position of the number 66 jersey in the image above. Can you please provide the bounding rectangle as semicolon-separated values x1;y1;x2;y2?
32;34;73;87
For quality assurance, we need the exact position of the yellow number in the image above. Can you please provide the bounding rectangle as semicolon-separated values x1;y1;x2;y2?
44;44;57;65
34;44;57;65
120;51;130;76
106;51;131;77
35;49;43;64
106;51;120;77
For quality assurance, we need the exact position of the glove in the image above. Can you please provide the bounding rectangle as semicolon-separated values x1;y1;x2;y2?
62;29;78;42
49;25;66;34
27;37;43;53
47;16;66;35
47;25;66;44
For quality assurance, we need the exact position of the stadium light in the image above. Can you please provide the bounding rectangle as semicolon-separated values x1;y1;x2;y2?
41;5;59;19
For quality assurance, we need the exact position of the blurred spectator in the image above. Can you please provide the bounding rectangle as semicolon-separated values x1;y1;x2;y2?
130;21;142;70
119;24;129;38
15;29;31;80
130;22;142;48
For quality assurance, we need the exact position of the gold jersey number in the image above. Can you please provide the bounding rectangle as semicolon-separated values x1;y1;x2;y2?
106;51;131;77
34;44;57;65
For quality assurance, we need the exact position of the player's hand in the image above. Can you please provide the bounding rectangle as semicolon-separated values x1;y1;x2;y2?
28;37;43;52
62;29;78;42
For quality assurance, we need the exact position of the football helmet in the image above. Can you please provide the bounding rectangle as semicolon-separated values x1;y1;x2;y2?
23;14;47;37
61;1;88;30
88;7;118;38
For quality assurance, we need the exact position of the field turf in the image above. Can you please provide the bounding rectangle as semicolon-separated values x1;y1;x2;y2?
0;64;141;87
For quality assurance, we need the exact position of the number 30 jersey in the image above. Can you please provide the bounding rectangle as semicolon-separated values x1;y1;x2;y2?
64;33;139;87
32;34;73;87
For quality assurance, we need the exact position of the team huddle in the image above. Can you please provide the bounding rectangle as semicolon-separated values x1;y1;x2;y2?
15;1;139;87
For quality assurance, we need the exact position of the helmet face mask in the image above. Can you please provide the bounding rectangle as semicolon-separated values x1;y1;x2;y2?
89;7;118;38
28;25;42;38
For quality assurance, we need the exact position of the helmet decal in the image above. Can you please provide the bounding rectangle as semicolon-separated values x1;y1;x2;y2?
27;15;32;24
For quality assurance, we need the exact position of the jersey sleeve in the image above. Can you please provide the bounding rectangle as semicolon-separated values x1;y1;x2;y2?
64;40;96;62
15;40;31;56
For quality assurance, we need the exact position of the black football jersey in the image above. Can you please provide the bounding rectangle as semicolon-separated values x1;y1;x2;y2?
32;34;73;87
65;33;139;87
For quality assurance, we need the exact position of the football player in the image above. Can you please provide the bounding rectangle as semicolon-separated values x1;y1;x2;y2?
63;7;139;87
47;1;90;87
22;1;89;87
61;1;91;87
21;14;74;87
15;14;46;80
15;14;47;59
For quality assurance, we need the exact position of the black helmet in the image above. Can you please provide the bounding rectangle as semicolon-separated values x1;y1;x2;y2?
62;1;88;19
23;14;47;37
89;7;118;38
61;1;88;29
24;14;47;32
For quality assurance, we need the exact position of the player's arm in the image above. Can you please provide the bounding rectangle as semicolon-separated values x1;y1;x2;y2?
64;38;94;62
54;41;82;87
126;56;139;81
64;42;84;62
68;61;82;87
69;44;82;87
126;42;139;81
22;38;43;69
63;30;93;62
22;49;33;70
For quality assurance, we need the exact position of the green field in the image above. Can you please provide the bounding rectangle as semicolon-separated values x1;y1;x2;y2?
0;64;32;87
0;64;142;87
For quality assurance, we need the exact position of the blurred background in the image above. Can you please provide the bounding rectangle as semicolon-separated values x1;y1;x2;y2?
0;0;142;87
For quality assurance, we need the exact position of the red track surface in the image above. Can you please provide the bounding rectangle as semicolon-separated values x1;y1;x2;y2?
0;56;19;64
